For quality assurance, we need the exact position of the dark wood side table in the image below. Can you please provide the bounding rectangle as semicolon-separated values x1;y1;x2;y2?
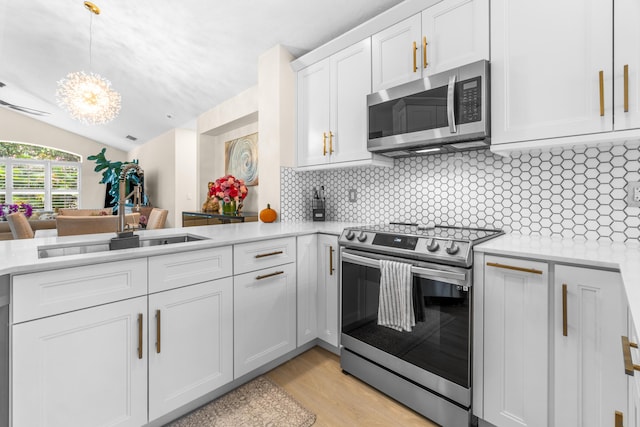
182;211;258;227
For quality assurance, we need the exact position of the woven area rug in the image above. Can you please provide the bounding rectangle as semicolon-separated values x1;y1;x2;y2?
168;376;316;427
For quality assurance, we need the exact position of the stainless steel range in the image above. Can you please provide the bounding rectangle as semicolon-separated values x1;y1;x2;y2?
339;223;503;427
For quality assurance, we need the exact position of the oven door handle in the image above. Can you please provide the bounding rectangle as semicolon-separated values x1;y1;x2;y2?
341;252;467;282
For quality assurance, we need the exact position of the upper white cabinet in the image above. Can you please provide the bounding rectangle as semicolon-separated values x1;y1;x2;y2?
553;265;627;427
491;0;640;151
371;0;489;91
298;39;391;169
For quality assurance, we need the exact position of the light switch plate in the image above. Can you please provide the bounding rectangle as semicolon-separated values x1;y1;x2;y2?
348;189;357;202
627;181;640;207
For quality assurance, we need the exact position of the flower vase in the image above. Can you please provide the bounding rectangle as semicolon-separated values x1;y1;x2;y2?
221;200;236;215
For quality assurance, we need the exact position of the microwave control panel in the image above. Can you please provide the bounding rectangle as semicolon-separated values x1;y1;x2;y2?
457;76;482;124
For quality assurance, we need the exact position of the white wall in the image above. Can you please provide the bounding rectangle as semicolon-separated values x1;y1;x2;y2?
0;108;128;209
174;128;198;224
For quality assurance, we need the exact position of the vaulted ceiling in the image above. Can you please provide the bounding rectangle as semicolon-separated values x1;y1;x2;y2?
0;0;403;151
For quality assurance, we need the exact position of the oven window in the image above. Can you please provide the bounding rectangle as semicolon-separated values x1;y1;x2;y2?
341;260;470;387
368;85;449;139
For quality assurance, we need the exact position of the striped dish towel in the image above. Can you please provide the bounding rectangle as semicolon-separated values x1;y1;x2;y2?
377;259;415;332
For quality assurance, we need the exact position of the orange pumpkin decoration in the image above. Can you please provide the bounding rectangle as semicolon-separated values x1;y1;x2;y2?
259;204;277;223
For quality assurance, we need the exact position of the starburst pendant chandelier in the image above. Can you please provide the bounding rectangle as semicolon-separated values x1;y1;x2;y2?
56;1;121;125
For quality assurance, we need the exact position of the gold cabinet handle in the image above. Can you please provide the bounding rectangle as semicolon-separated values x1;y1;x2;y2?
137;313;143;360
322;132;327;156
599;70;605;117
329;131;334;154
616;410;624;427
624;64;629;113
155;309;161;354
412;41;417;72
486;262;543;275
622;336;640;376
329;246;335;276
255;250;284;259
562;284;568;337
423;36;428;69
256;270;284;281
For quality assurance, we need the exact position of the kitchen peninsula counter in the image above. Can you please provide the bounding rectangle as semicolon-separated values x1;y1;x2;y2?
0;221;362;276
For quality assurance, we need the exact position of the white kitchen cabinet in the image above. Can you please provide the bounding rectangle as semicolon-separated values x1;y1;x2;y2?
481;255;549;427
491;0;640;151
554;265;627;427
234;262;297;378
614;0;640;131
297;39;392;169
371;0;489;91
148;278;233;422
297;234;318;346
627;313;640;427
12;296;148;427
317;234;339;348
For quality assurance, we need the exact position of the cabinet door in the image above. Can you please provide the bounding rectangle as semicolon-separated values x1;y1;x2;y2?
234;262;297;378
297;58;331;167
148;278;233;422
12;297;147;427
297;234;318;346
317;234;339;348
554;265;627;427
491;0;612;145
628;312;640;427
329;38;372;164
615;0;640;131
483;256;549;427
421;0;489;76
371;13;422;91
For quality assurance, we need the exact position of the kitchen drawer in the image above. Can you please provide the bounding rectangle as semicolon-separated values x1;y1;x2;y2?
148;246;232;293
233;237;296;275
12;258;148;323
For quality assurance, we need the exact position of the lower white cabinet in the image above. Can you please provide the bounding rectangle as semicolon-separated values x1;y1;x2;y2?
234;262;297;378
148;278;233;422
317;234;339;347
12;296;148;427
297;234;318;346
477;254;629;427
554;265;627;427
481;255;549;427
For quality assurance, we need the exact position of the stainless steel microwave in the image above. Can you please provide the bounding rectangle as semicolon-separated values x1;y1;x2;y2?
367;60;490;157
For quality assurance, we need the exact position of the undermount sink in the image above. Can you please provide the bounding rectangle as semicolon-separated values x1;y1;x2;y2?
37;234;208;258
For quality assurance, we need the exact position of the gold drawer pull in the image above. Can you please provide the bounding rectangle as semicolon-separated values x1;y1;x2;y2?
255;250;284;259
329;131;334;154
622;335;640;376
562;284;568;337
599;70;605;117
256;271;284;281
423;36;428;69
137;313;143;360
616;410;624;427
156;309;161;354
412;41;417;72
329;246;335;276
323;132;327;156
486;262;543;275
624;64;629;113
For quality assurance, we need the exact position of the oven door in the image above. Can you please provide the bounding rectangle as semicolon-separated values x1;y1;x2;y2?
340;248;472;407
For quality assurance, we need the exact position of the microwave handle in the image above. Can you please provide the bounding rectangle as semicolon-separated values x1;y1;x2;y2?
341;251;467;282
447;74;457;134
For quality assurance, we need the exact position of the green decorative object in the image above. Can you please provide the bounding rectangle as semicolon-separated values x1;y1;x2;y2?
221;200;236;215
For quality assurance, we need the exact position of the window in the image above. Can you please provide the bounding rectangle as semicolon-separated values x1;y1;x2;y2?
0;142;81;210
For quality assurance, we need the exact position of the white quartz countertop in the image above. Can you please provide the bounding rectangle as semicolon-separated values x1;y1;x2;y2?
475;233;640;335
0;221;363;276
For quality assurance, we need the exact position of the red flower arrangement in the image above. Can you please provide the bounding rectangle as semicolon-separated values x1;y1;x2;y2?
208;175;248;204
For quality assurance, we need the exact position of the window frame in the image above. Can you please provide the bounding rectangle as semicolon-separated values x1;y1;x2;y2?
0;158;81;210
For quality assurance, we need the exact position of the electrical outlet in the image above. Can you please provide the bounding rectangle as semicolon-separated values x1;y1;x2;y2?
628;181;640;207
348;189;357;202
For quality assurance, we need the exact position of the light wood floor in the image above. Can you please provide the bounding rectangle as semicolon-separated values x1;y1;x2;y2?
266;346;438;427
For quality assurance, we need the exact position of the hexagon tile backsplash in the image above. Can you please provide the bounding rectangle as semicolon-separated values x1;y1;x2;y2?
280;141;640;242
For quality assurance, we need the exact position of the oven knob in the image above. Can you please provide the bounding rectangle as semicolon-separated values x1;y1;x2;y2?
426;238;440;252
345;230;355;240
445;241;460;255
356;231;368;242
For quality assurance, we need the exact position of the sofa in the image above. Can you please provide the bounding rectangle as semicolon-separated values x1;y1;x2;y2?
56;213;140;236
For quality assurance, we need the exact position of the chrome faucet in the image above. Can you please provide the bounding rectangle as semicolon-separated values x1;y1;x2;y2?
117;163;144;234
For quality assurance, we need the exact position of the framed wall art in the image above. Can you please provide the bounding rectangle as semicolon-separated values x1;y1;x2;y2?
225;132;258;186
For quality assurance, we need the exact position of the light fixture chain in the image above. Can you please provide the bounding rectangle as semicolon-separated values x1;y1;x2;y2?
88;10;93;71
